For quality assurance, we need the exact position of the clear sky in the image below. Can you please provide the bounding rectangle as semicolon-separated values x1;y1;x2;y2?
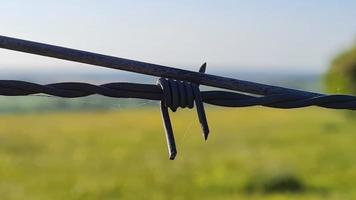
0;0;355;74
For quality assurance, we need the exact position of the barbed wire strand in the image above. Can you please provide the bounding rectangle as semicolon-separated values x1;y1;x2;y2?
1;35;356;160
0;80;355;110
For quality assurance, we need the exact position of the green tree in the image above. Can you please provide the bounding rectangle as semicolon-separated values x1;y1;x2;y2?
325;45;356;94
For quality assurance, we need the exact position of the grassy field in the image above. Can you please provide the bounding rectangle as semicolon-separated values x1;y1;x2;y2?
0;107;355;199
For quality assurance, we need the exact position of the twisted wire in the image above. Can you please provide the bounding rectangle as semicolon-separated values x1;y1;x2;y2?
157;78;195;111
157;78;209;159
0;80;355;110
1;79;356;160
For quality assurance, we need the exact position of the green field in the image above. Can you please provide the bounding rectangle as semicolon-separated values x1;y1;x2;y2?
0;107;355;199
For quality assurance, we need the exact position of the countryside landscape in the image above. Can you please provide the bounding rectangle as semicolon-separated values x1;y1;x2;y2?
0;106;355;199
1;1;355;199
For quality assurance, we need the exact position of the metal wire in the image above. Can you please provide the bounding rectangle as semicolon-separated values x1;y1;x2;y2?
0;35;355;159
0;80;355;110
3;79;355;160
0;35;322;96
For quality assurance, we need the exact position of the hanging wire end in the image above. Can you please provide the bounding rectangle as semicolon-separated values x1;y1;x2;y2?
169;151;177;160
203;128;210;141
160;96;177;160
197;63;209;140
199;62;207;73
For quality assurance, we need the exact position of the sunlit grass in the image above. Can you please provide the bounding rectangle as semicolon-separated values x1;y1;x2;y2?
0;107;355;199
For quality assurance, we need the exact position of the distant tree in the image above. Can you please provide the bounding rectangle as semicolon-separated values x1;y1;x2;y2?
325;45;356;94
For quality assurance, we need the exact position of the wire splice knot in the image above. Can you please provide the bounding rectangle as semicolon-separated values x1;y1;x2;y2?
157;64;209;160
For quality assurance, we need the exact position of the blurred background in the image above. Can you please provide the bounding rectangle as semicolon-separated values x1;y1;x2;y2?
0;0;355;199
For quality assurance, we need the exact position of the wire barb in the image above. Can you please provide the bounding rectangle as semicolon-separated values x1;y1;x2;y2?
157;64;209;159
195;63;209;140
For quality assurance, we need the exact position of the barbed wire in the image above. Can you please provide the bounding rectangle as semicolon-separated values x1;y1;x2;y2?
1;35;355;160
3;78;356;160
1;80;355;110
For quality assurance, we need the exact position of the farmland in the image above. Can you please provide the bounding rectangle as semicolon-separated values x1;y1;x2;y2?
0;107;355;199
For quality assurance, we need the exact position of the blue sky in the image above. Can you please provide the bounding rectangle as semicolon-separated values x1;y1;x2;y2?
0;0;355;74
